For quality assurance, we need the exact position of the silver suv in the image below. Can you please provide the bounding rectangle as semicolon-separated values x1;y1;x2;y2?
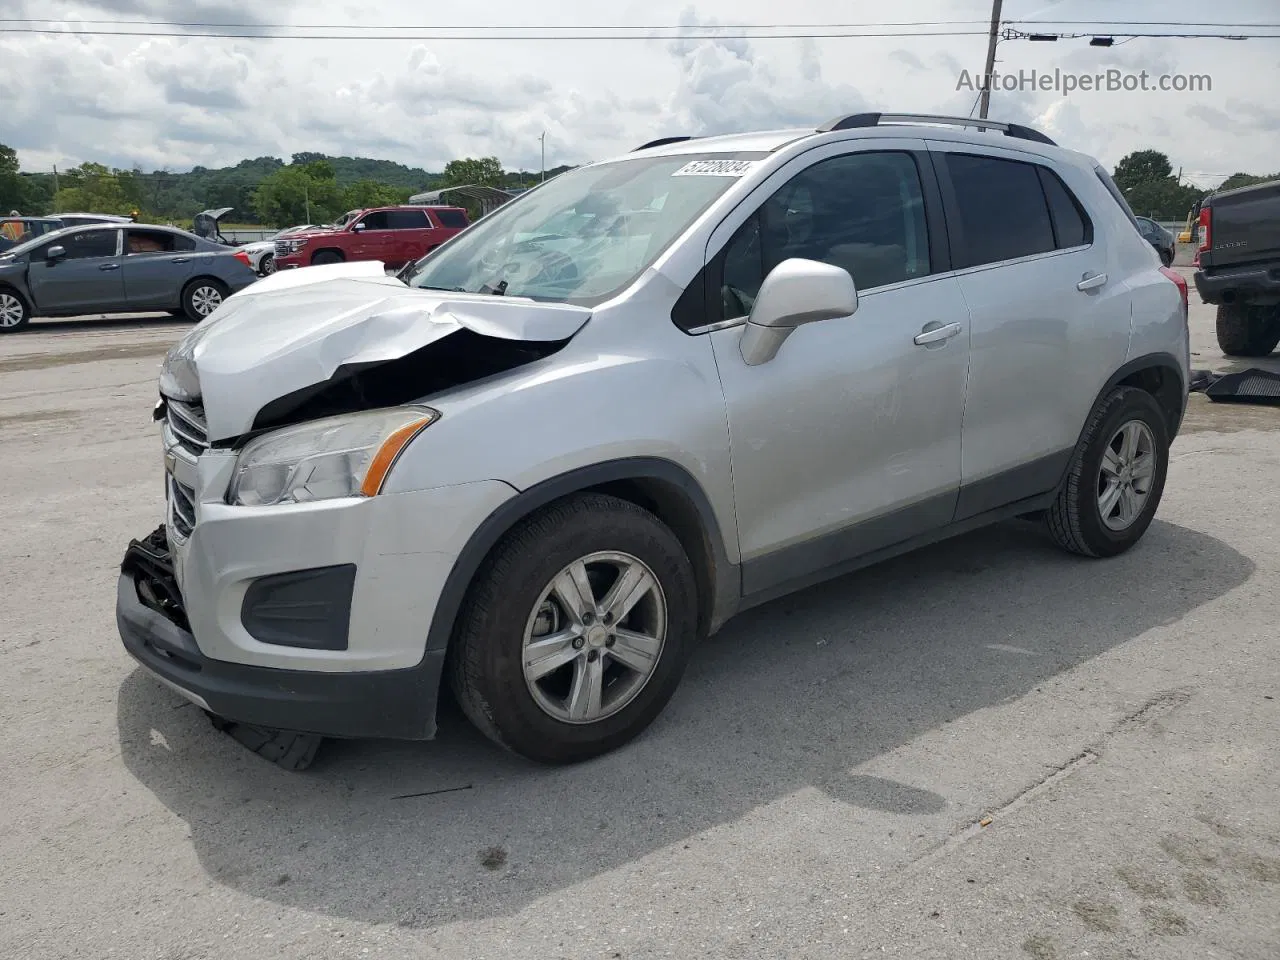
117;113;1191;769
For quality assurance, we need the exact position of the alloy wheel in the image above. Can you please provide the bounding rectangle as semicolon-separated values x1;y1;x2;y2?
521;551;668;724
1097;419;1157;532
0;292;25;328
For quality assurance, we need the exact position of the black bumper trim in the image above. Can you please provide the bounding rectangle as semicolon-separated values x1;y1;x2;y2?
116;530;443;741
1194;264;1280;305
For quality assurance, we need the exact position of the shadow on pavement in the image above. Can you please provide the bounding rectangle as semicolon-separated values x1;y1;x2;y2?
116;517;1253;927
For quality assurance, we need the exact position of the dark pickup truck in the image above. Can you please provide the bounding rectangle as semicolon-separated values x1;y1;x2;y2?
1193;178;1280;356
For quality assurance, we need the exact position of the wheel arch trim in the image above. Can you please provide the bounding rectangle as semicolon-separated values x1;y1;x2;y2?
423;457;739;658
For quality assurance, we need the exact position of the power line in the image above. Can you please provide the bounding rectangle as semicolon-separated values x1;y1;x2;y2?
0;26;998;41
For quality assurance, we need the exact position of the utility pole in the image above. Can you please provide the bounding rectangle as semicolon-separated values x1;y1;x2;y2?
304;184;311;224
539;132;547;183
52;164;59;213
978;0;1004;121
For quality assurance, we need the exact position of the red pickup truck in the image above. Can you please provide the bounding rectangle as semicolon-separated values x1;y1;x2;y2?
273;205;471;270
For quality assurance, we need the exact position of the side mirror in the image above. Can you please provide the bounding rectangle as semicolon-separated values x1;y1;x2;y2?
739;258;857;366
352;222;366;232
46;245;66;261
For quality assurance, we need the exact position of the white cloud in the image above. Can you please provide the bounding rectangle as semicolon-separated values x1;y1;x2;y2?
0;0;1276;185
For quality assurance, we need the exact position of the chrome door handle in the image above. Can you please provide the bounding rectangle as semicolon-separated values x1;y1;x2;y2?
99;263;120;271
172;257;190;264
914;321;963;345
1077;271;1108;291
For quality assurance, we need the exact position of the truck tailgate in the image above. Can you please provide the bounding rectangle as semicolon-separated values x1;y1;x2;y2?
1205;179;1280;269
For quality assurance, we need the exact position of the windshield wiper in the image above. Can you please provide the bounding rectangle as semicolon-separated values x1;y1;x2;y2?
476;279;509;296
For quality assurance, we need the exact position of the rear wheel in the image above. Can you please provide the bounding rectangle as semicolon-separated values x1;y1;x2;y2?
311;250;343;266
0;289;30;333
1159;248;1173;267
1215;303;1280;357
1046;386;1169;558
181;278;228;322
449;493;698;765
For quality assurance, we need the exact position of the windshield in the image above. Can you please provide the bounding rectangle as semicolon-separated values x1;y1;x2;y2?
403;153;765;305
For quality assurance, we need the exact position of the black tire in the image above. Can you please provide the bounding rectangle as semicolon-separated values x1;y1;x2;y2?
259;253;275;275
1159;248;1173;267
207;714;323;771
311;250;344;266
181;278;229;322
449;493;698;764
0;287;31;333
1215;303;1280;357
1046;386;1170;558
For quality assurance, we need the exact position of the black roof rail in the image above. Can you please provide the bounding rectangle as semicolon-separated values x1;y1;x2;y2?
633;136;699;152
816;112;1057;146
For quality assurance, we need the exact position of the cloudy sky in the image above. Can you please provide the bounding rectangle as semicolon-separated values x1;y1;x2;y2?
2;0;1278;186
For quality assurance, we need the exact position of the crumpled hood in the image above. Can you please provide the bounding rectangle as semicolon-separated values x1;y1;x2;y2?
161;261;592;441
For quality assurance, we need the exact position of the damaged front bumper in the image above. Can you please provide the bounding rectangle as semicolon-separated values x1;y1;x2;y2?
116;525;445;740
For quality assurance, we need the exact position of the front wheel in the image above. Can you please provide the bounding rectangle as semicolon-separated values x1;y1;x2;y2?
449;493;698;764
1046;386;1170;558
182;279;228;322
259;253;275;276
0;288;31;333
311;250;343;266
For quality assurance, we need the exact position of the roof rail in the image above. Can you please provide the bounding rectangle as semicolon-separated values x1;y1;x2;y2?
816;112;1057;146
633;136;699;152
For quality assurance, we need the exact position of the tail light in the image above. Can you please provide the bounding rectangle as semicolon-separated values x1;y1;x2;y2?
1159;265;1188;310
1197;206;1211;252
233;249;252;267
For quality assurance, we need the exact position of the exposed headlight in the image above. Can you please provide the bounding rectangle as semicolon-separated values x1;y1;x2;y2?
227;406;439;507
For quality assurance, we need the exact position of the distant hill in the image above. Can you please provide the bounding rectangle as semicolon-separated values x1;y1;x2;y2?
12;151;577;224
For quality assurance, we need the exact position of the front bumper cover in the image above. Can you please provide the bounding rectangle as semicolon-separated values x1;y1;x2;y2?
116;526;444;741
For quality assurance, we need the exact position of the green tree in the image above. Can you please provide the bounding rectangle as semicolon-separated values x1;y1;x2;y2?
442;156;504;187
342;179;410;210
251;164;342;226
0;143;32;213
53;162;137;216
1113;150;1174;193
1218;172;1280;191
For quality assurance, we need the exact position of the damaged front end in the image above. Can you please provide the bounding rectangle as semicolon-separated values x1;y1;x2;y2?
160;261;593;444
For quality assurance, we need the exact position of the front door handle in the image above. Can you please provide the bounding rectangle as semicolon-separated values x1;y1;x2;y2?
914;321;963;346
99;263;120;271
1077;271;1108;291
172;257;190;264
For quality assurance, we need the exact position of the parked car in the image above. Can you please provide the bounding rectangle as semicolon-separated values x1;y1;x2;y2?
1135;216;1175;266
273;205;470;270
55;212;133;228
1192;177;1280;356
0;222;258;332
0;216;64;252
239;225;318;276
118;113;1189;770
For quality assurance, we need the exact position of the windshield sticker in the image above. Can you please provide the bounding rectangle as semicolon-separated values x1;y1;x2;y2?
672;159;759;177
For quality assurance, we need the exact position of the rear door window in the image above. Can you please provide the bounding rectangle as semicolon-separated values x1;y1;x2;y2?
942;153;1055;268
385;210;430;230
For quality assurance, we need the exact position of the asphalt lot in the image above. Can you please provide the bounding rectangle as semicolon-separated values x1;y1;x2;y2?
2;257;1278;959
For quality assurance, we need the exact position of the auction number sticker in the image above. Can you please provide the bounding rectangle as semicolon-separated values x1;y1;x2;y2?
672;159;759;177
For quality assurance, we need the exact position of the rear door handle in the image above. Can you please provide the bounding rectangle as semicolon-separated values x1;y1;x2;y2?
914;321;963;346
99;263;120;271
1077;271;1108;291
172;257;190;264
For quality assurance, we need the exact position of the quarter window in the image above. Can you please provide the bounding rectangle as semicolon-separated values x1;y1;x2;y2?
715;151;932;321
1038;168;1092;249
433;209;469;228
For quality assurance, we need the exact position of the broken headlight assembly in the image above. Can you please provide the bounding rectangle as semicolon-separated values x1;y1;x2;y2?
227;406;439;507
